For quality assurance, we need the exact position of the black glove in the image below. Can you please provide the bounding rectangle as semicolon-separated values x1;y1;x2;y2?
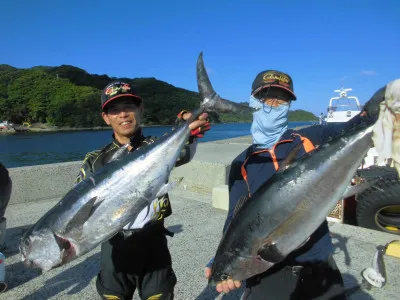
363;86;386;123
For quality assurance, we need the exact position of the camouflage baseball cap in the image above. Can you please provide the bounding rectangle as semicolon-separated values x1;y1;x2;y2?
101;81;143;110
251;70;296;100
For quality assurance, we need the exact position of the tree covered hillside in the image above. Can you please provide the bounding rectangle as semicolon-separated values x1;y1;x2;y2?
289;109;318;121
0;64;317;127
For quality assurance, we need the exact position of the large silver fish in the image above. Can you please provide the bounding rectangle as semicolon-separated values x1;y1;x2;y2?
19;52;231;272
209;81;400;284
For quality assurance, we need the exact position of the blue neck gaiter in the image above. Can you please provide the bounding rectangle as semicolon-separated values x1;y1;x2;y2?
250;96;290;149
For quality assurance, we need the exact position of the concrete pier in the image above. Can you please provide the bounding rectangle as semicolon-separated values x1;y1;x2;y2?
2;137;399;299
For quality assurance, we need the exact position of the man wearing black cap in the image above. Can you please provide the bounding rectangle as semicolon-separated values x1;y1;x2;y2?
76;81;210;300
205;70;384;299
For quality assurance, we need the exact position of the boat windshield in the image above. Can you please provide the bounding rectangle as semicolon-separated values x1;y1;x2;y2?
328;98;361;112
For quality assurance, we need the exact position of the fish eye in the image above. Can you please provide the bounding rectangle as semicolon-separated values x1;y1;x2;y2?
23;239;31;247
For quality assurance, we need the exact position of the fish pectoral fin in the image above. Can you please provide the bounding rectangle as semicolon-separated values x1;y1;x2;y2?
257;242;286;264
234;255;275;280
65;196;99;232
154;178;183;198
279;143;304;171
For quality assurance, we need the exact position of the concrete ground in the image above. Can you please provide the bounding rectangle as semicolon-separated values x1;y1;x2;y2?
1;191;399;300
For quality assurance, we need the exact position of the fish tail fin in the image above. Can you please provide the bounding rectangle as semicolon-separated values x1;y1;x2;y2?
197;52;221;110
195;52;254;118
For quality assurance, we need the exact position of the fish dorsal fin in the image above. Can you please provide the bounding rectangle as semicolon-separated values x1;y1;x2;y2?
232;195;249;218
65;196;98;233
279;143;304;171
257;241;286;263
105;144;130;165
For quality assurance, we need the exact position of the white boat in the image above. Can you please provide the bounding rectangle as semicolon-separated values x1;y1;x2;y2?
325;88;383;168
326;88;362;123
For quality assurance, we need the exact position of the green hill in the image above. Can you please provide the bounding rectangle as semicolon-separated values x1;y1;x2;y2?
0;65;317;127
289;109;318;121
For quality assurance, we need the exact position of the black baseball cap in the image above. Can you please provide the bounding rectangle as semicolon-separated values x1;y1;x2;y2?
251;70;296;100
101;81;143;110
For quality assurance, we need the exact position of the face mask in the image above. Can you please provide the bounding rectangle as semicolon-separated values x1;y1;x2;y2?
249;95;263;110
250;102;290;149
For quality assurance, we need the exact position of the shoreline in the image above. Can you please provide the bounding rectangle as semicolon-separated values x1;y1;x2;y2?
3;120;316;134
3;124;174;134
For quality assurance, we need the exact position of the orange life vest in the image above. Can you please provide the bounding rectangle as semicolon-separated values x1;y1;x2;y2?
241;134;315;197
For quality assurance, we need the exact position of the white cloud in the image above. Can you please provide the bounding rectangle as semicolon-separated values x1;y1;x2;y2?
360;70;377;76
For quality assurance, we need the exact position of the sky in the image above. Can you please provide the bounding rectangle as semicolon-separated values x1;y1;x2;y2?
1;0;399;116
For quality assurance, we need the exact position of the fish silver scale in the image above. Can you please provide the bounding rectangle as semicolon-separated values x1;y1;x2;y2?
211;126;374;283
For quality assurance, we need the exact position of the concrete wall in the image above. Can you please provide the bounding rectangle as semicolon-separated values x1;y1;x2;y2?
8;161;81;204
6;138;252;206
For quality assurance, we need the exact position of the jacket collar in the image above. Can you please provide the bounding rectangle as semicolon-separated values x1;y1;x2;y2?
112;127;145;150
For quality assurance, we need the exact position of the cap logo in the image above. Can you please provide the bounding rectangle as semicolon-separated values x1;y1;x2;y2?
105;83;132;97
262;72;290;87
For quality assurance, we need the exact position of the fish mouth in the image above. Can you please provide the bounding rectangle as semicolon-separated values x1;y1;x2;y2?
19;234;75;271
21;255;33;268
20;230;77;271
20;250;46;271
19;239;34;268
24;258;45;271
